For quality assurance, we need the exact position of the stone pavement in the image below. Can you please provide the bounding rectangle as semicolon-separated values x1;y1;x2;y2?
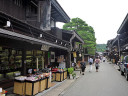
37;61;121;96
36;69;82;96
59;60;128;96
107;60;120;70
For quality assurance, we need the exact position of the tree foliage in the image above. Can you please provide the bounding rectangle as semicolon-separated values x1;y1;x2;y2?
96;44;107;52
63;18;96;55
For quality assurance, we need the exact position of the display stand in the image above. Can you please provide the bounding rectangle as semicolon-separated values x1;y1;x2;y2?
55;72;63;82
45;77;51;89
52;72;56;81
25;80;39;96
38;78;46;92
13;80;25;95
63;71;67;80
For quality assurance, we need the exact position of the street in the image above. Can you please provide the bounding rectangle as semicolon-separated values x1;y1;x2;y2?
61;61;128;96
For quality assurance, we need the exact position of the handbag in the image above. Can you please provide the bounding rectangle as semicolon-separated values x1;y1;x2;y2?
95;63;100;67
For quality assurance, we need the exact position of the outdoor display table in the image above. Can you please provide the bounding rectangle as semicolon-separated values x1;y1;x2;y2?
52;71;56;81
45;77;51;89
55;72;63;82
38;78;47;92
25;80;39;96
63;71;67;80
13;80;25;95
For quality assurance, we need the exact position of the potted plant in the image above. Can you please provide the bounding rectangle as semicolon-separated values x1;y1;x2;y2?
72;72;76;79
68;67;74;79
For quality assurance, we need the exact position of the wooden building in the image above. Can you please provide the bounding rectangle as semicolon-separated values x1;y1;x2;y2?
0;0;84;89
107;13;128;62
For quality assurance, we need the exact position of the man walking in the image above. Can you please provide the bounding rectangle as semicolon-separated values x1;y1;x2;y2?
80;59;86;75
88;56;93;72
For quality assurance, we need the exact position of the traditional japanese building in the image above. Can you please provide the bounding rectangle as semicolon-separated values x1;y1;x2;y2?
107;13;128;62
0;0;84;89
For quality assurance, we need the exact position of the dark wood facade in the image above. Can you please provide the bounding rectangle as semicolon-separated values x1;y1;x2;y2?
0;0;84;90
107;14;128;62
0;0;71;89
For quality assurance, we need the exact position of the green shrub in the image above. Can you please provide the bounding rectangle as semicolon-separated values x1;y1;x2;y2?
72;72;76;78
68;67;74;74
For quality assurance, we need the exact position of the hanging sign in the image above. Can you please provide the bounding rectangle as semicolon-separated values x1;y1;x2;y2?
73;52;77;57
41;44;50;51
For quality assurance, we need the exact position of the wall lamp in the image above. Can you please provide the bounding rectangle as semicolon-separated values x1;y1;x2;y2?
40;34;42;37
4;21;11;27
55;40;58;43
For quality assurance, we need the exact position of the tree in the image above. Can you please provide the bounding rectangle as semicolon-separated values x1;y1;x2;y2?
63;18;96;55
96;44;107;52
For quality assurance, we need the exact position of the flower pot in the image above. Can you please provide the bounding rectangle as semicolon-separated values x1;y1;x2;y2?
69;74;73;79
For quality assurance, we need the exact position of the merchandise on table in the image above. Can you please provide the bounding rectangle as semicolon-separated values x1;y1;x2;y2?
51;68;67;82
13;72;51;95
15;76;27;81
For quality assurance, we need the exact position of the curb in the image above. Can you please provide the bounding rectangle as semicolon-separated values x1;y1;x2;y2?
36;80;67;96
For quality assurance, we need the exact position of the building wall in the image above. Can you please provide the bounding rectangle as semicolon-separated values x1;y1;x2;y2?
0;0;25;20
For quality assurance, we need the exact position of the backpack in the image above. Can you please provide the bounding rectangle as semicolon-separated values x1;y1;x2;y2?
80;62;86;68
95;59;99;64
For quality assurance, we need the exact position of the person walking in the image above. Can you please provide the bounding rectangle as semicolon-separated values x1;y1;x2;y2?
80;59;86;75
88;57;93;72
94;57;100;72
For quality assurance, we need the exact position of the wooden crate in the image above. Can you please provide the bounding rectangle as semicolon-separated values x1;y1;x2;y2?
45;77;51;89
48;78;51;88
63;71;67;80
39;78;46;92
13;80;25;95
25;80;39;95
56;72;63;82
52;72;56;81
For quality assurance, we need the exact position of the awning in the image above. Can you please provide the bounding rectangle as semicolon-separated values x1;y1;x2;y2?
0;28;69;50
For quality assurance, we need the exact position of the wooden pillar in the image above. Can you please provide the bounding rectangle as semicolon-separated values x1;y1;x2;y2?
66;51;71;68
21;49;26;76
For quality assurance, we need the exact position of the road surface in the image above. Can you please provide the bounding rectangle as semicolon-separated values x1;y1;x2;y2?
61;61;128;96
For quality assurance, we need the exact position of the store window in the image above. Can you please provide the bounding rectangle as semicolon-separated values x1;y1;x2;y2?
0;46;22;81
26;50;44;72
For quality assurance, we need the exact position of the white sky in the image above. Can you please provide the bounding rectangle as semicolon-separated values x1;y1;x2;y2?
56;0;128;44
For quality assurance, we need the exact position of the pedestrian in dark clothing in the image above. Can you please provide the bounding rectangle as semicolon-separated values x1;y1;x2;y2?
80;59;86;75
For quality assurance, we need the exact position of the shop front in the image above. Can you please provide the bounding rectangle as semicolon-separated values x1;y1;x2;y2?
0;0;71;95
0;28;70;95
48;48;69;82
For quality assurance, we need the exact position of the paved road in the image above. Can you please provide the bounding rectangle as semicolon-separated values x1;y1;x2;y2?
61;61;128;96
